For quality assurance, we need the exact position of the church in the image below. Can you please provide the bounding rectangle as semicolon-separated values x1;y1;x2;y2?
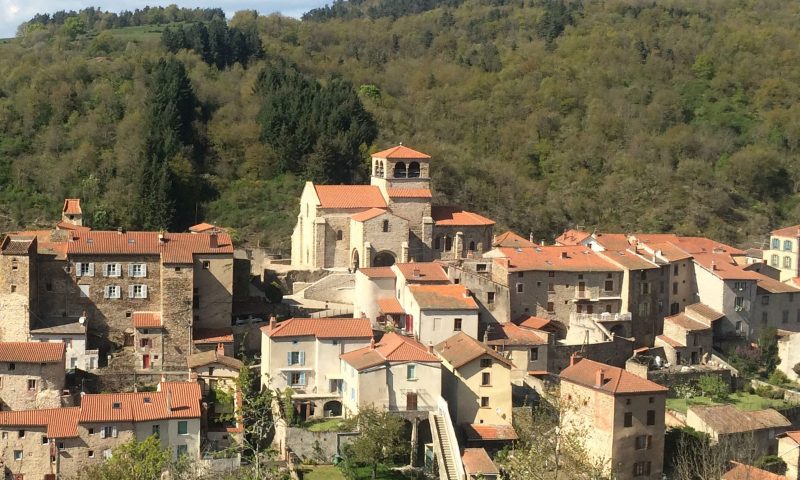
291;145;495;269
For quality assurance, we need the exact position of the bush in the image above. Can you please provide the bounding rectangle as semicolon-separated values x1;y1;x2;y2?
697;375;729;401
754;384;785;399
754;454;787;475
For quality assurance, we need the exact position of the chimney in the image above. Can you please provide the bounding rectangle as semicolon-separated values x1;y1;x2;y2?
117;227;123;235
210;231;219;249
413;268;420;278
483;325;491;344
166;390;173;413
540;239;545;246
463;288;472;298
428;342;434;354
216;342;225;356
370;338;375;350
711;261;717;271
595;369;605;387
529;232;534;243
269;315;277;330
158;233;164;244
569;352;582;367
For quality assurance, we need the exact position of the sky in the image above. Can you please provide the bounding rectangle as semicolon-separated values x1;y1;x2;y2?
0;0;330;37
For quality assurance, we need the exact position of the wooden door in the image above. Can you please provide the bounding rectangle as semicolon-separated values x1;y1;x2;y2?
142;354;151;369
406;392;418;411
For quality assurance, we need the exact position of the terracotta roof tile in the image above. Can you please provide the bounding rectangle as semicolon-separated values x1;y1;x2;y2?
593;233;632;250
515;315;554;331
187;350;243;370
771;224;800;238
665;312;711;331
340;332;439;371
685;303;725;323
193;328;234;344
674;237;744;255
493;231;535;248
351;208;388;222
431;206;495;226
462;448;499;475
463;423;518;441
723;462;786;480
372;145;431;159
689;404;791;434
693;253;764;280
656;334;683;348
640;241;693;262
394;262;449;283
555;229;592;246
377;297;405;315
262;318;373;339
496;246;623;272
435;332;513;369
1;237;34;255
408;284;478;310
599;249;660;270
55;221;90;232
487;323;548;346
63;199;82;215
783;430;800;444
0;407;80;438
67;231;233;264
386;188;432;198
757;276;800;294
79;382;202;423
314;185;386;209
560;358;667;395
0;342;64;363
132;312;162;328
189;222;218;233
357;267;396;279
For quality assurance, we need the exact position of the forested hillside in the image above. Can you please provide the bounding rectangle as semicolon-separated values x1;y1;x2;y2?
2;1;800;248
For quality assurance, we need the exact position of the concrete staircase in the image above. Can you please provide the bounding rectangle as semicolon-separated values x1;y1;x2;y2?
298;272;355;304
433;414;459;480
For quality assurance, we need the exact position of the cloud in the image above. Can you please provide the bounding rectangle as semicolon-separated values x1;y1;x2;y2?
0;0;329;38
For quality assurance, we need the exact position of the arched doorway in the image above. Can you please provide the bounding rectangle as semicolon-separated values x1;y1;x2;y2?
351;249;360;270
416;418;432;467
373;251;396;267
323;400;342;417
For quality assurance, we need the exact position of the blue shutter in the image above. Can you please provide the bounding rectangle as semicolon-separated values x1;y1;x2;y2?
299;352;305;366
299;372;306;385
287;352;292;365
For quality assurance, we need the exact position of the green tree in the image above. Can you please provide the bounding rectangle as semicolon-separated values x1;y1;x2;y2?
697;375;729;402
73;435;190;480
345;405;406;480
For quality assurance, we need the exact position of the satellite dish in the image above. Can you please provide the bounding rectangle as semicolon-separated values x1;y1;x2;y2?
78;316;86;324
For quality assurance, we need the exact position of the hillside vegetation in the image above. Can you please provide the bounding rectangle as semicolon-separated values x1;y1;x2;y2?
2;1;800;248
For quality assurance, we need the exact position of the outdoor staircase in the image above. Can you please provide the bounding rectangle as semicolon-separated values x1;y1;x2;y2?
433;414;459;480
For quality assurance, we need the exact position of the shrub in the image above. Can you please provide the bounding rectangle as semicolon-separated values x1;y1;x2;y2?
697;375;729;401
768;369;791;388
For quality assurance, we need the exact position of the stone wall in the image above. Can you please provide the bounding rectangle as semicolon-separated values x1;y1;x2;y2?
0;249;33;342
549;336;634;372
194;254;233;330
0;360;65;410
160;265;194;369
647;368;731;394
301;273;355;304
447;263;511;326
283;427;359;462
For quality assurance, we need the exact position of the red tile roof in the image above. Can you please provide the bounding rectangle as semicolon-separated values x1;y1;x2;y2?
665;312;711;331
262;318;373;339
463;423;518;441
487;323;548;346
340;332;439;371
189;222;217;233
408;284;478;310
63;199;82;215
66;231;233;264
0;342;65;363
193;328;234;344
461;448;499;475
723;462;786;480
555;229;592;246
656;334;683;348
394;262;449;283
435;332;513;369
758;276;800;294
313;185;386;209
560;358;668;395
351;208;388;222
431;206;495;226
599;249;660;270
386;188;432;198
685;303;724;323
771;224;800;238
674;236;744;255
79;382;202;422
372;145;431;159
496;246;623;272
493;231;535;248
377;297;405;315
187;350;243;370
693;253;763;280
515;315;554;331
592;233;632;250
55;221;90;232
782;430;800;444
640;241;693;262
0;407;80;438
132;312;162;328
1;237;34;255
357;267;396;279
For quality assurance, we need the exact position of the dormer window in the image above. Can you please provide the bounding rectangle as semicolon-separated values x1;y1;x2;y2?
143;397;151;404
112;402;121;409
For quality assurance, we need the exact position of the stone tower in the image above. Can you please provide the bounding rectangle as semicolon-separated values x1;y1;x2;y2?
62;198;83;227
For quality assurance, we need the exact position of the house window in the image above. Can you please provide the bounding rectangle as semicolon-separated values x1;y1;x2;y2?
453;318;462;331
79;284;90;298
140;338;151;348
548;271;555;277
202;261;210;269
289;372;306;386
101;426;116;438
785;256;793;269
103;449;112;459
516;283;523;293
27;379;36;391
13;450;22;461
129;263;147;277
771;254;779;266
288;352;305;366
77;262;94;277
481;372;491;386
8;362;15;371
434;236;442;250
104;263;121;277
785;240;793;251
42;435;48;444
480;358;492;368
58;442;65;451
10;284;16;293
673;264;679;275
640;282;650;294
178;421;188;435
445;236;453;251
735;296;745;310
638;302;651;316
46;281;53;292
762;295;770;305
604;280;613;291
382;220;390;233
152;425;160;437
633;461;651;477
624;412;633;427
487;292;495;304
476;263;487;272
773;238;780;249
11;259;17;270
547;302;554;313
336;230;343;241
548;283;555;292
480;397;490;408
530;348;539;361
129;285;148;299
635;435;651;450
177;445;188;457
784;311;790;324
88;450;94;458
647;410;656;425
407;364;416;380
518;272;524;278
104;285;121;299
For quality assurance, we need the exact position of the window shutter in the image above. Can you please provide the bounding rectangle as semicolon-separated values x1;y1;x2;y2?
100;428;106;439
128;285;135;298
112;426;117;438
103;287;109;299
141;264;147;277
299;372;306;385
128;264;134;277
114;263;121;277
141;285;148;298
299;352;305;366
75;263;82;277
287;352;292;365
647;435;652;449
87;263;94;277
102;263;108;277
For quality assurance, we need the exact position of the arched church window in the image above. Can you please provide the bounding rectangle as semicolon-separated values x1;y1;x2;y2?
394;162;407;178
336;230;343;241
445;236;453;251
382;220;390;233
434;236;442;250
408;162;421;178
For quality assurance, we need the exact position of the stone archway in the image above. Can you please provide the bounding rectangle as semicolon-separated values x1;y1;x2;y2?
323;400;342;417
373;251;396;267
351;249;360;270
